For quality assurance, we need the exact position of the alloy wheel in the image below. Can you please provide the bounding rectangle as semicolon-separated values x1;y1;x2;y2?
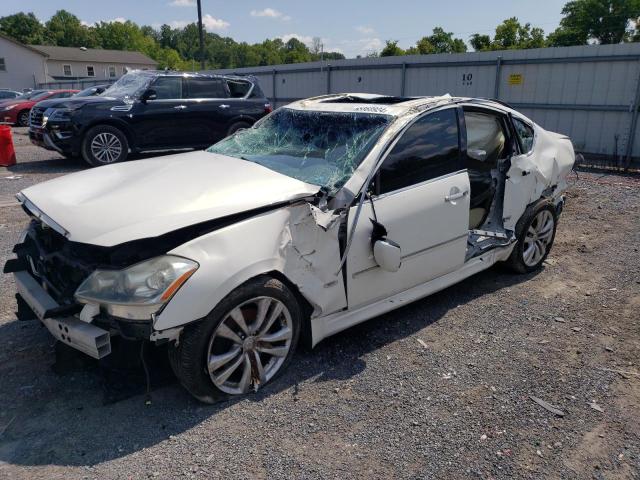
522;209;555;267
206;296;293;395
90;132;122;163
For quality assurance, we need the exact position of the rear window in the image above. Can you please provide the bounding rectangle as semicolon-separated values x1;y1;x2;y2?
186;77;227;99
226;79;252;98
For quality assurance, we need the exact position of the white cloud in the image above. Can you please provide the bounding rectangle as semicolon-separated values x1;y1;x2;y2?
355;26;374;35
169;0;196;6
169;20;190;29
250;8;291;21
280;33;314;47
202;14;230;31
108;17;127;24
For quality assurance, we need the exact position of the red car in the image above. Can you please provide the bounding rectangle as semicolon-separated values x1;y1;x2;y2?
1;90;79;126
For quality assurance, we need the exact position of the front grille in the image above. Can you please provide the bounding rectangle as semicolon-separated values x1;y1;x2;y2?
30;107;45;127
19;221;93;305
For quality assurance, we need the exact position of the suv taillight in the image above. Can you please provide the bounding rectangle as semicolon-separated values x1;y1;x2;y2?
264;103;273;113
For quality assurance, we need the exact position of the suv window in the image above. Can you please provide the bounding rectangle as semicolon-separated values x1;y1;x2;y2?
226;79;251;98
378;108;460;194
464;111;508;168
513;117;535;154
151;77;183;100
186;77;227;99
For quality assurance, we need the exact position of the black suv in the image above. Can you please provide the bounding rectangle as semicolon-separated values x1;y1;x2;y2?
29;71;272;166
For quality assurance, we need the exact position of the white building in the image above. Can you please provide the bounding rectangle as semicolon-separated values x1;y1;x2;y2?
0;33;157;91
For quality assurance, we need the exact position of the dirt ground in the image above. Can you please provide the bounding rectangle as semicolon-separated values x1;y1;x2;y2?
0;127;639;479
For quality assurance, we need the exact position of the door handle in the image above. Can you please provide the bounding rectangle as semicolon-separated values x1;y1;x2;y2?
173;105;187;110
445;190;469;202
219;104;230;109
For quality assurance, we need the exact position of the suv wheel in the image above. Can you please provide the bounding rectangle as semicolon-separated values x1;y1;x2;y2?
227;121;252;136
168;276;301;404
81;125;129;167
17;110;30;127
506;200;557;273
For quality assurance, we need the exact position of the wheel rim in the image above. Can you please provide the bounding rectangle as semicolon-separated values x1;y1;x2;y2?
19;111;29;125
523;209;555;267
207;296;293;395
90;132;122;163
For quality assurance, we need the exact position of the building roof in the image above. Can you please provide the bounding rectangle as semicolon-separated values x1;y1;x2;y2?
31;45;157;65
0;33;47;57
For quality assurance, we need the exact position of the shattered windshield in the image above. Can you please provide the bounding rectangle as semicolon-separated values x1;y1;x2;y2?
102;72;153;100
208;108;391;192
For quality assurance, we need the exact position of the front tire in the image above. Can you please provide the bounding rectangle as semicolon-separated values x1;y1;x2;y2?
81;125;129;167
226;121;252;137
505;200;557;273
168;276;302;404
17;110;30;127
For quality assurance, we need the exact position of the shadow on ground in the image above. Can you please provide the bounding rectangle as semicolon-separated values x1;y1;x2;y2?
0;265;540;467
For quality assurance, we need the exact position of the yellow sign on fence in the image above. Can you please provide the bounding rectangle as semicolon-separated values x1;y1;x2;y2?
509;73;524;86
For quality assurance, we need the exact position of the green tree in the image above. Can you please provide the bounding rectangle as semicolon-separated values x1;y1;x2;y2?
0;12;49;44
548;0;640;46
471;17;547;51
45;10;96;47
419;27;467;54
380;40;405;56
470;34;492;51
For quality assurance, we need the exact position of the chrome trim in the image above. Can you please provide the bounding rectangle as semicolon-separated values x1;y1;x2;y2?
352;233;469;278
372;169;468;201
16;192;70;238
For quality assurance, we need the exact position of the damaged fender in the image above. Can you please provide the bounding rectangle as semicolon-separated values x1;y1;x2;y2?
503;125;575;230
154;203;346;331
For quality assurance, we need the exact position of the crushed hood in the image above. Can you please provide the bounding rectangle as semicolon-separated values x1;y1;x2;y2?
20;151;321;246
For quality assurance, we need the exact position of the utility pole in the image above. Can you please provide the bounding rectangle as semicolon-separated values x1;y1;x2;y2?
197;0;205;70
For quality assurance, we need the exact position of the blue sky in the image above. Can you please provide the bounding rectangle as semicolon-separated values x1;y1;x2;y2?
1;0;569;57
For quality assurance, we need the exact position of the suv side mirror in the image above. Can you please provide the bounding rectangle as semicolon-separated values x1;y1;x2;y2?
467;148;487;162
141;89;157;103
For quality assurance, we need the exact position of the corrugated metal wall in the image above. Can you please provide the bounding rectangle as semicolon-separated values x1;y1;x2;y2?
213;43;640;167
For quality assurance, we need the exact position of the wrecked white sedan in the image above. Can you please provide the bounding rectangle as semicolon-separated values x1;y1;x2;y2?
6;94;575;402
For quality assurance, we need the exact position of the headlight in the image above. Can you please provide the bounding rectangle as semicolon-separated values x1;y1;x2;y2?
75;255;198;319
45;108;72;122
1;105;16;111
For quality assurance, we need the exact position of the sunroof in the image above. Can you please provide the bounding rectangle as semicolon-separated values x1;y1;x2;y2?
321;95;414;105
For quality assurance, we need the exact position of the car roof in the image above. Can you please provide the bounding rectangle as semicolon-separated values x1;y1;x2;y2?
285;93;518;118
128;69;255;82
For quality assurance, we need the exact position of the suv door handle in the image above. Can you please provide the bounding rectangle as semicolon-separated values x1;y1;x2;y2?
173;105;187;110
219;104;230;109
445;190;469;202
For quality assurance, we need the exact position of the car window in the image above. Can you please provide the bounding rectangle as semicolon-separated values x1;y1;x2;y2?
378;108;461;195
464;111;507;167
151;77;183;100
226;79;251;98
185;77;227;99
513;117;535;154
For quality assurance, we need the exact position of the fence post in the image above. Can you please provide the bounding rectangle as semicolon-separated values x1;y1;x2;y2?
624;60;640;170
401;62;407;96
327;64;332;94
494;56;502;99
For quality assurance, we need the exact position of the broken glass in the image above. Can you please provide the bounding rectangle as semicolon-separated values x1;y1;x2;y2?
208;108;391;193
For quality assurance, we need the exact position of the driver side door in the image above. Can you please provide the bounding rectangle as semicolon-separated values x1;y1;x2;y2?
346;107;470;308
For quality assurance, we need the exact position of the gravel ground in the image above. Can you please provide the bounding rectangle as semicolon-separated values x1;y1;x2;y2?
0;127;639;480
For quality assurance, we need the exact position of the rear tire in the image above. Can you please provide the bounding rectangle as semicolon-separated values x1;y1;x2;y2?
226;121;252;137
81;125;129;167
505;200;557;274
168;276;301;404
17;110;30;127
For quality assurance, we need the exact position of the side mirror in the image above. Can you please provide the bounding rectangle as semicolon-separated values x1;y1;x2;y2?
369;219;401;272
373;239;402;272
141;89;157;103
468;148;487;162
